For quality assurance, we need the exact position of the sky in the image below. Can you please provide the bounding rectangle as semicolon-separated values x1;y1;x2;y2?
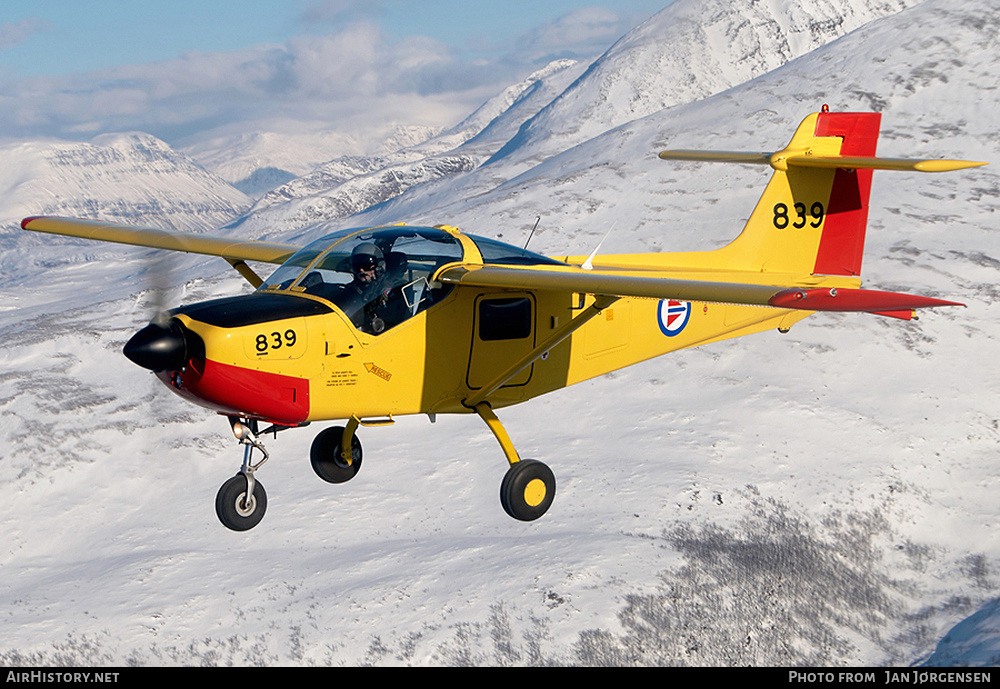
0;0;672;145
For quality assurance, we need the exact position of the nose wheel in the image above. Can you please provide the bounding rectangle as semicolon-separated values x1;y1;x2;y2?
216;473;267;531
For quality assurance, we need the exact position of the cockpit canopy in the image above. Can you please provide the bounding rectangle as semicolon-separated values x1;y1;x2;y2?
260;225;563;335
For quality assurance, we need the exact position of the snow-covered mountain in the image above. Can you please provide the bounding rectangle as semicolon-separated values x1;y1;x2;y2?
2;0;999;667
220;0;927;238
342;0;999;261
176;122;444;193
0;132;250;232
225;59;587;236
176;59;585;201
486;0;925;168
0;133;251;296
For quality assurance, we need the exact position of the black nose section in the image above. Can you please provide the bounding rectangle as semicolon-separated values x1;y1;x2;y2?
123;320;189;372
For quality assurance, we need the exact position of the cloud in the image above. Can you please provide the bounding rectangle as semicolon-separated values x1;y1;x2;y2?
514;7;624;60
0;6;630;146
0;19;509;143
0;17;51;52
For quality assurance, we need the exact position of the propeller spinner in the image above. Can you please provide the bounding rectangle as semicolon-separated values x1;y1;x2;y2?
123;319;192;372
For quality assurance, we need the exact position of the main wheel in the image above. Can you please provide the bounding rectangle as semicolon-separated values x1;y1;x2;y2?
500;459;555;521
310;426;363;484
216;474;267;531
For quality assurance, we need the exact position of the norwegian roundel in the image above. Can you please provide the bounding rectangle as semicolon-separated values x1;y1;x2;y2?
657;299;691;337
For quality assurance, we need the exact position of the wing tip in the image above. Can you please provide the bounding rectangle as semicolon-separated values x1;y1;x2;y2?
768;287;964;313
20;216;47;230
914;159;989;173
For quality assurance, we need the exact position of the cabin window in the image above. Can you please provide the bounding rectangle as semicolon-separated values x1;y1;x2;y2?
478;297;532;341
259;227;462;335
471;236;566;266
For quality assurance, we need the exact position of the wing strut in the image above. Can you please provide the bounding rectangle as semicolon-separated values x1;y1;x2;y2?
464;294;619;408
225;258;264;288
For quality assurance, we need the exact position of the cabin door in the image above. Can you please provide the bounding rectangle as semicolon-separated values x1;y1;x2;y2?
467;293;536;391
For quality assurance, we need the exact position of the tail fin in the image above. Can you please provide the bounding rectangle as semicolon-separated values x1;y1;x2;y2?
659;108;986;277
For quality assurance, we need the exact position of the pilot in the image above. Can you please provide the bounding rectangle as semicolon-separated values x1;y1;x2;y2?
351;243;384;293
339;243;407;334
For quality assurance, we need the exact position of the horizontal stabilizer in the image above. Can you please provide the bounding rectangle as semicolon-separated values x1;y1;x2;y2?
780;155;986;173
658;150;987;173
768;287;963;320
657;150;772;165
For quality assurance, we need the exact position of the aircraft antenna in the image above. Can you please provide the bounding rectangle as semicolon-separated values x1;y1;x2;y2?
582;222;616;270
523;216;541;250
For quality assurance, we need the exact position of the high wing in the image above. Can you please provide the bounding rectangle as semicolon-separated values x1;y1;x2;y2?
21;216;302;288
438;263;783;304
435;263;963;319
21;216;300;263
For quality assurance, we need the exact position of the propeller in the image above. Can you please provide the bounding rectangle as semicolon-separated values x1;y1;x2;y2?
123;252;192;372
142;250;178;327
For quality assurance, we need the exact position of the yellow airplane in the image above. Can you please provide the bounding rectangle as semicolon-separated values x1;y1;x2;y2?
21;108;987;531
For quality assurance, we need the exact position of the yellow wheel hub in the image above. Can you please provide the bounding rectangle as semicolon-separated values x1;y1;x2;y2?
523;478;547;507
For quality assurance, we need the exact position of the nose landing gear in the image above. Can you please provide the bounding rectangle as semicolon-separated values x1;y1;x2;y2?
215;419;271;531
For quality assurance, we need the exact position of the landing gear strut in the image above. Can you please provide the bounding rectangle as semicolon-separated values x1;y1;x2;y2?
215;418;270;531
475;402;556;521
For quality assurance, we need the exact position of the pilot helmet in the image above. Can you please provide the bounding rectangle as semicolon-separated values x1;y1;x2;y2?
350;243;385;276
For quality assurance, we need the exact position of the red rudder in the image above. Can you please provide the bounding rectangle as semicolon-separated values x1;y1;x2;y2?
811;112;881;276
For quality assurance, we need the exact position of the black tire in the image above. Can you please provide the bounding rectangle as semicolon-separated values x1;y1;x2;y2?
500;459;555;521
216;474;267;531
310;426;363;484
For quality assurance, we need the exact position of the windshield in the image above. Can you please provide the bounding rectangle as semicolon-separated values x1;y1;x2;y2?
260;226;464;334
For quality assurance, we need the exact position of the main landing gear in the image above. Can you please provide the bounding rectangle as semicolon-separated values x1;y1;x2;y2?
475;402;556;522
214;407;555;531
303;409;555;521
310;416;363;484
